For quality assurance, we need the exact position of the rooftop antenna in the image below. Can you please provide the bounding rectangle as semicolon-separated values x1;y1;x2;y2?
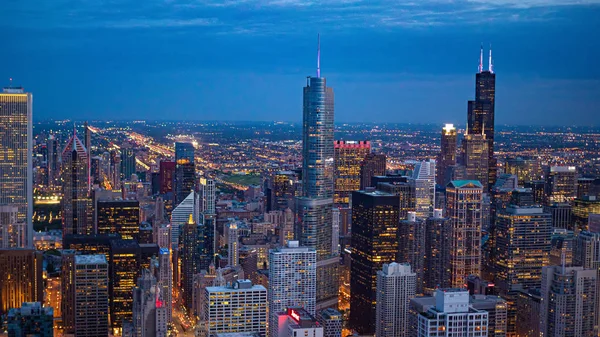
479;44;483;73
317;34;321;78
9;78;13;86
489;44;493;73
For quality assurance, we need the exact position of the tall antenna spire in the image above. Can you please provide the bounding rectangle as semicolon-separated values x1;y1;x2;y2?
317;34;321;78
479;43;483;73
488;44;493;73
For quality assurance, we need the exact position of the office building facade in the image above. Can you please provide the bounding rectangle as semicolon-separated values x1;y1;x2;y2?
333;140;370;205
375;263;417;337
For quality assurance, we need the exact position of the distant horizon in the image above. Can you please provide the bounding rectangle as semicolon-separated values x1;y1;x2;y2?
33;118;600;129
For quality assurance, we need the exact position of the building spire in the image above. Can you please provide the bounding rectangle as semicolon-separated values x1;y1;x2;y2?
317;34;321;78
479;43;483;73
488;44;493;73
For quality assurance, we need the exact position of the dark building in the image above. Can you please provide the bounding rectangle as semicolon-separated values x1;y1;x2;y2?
119;148;136;181
349;190;399;334
0;249;43;315
179;215;209;311
91;156;101;185
524;180;546;205
504;158;542;186
333;140;370;205
371;174;407;187
467;47;496;189
359;153;386;190
376;181;416;220
96;199;140;240
63;233;120;261
424;211;450;293
108;239;158;333
270;171;299;211
6;302;53;337
543;203;573;230
572;196;600;232
544;166;578;203
398;212;426;293
159;160;176;194
577;177;600;198
138;222;153;244
437;124;457;186
175;142;196;205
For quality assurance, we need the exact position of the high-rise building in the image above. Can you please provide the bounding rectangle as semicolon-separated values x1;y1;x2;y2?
71;255;109;337
398;212;426;293
132;268;168;337
424;209;450;292
458;132;489;191
359;153;386;190
297;39;339;308
159;161;175;194
412;289;489;337
524;180;546;205
317;308;342;337
0;205;27;248
199;177;216;215
375;263;417;337
61;129;92;238
545;166;578;203
445;180;483;288
468;295;508;337
515;289;542;337
573;230;600;330
0;86;33;247
333;140;370;205
504;158;541;186
573;196;600;232
6;302;53;337
157;248;173;324
494;205;552;294
543;202;573;230
540;266;598;337
467;46;496;189
204;280;267;337
377;181;416;220
228;222;239;267
268;241;316;337
170;190;199;249
350;190;399;334
270;171;299;211
47;134;59;187
411;159;436;218
437;124;457;187
180;215;208;313
97;199;140;240
175;142;196;205
120;147;136;181
0;249;43;315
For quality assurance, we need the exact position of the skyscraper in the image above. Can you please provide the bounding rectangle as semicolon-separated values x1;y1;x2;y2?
204;280;268;337
359;153;386;190
0;86;33;247
540;266;598;337
61;128;92;238
268;241;316;337
398;212;426;293
47;134;59;187
545;166;578;203
96;199;140;240
333;140;370;205
175;142;196;205
69;255;109;337
375;263;417;337
573;231;600;330
132;268;168;337
199;177;216;215
437;124;457;187
180;215;208;313
228;221;239;267
445;180;483;288
120;147;136;181
411;159;436;218
297;36;339;308
0;205;27;248
170;190;199;249
317;308;342;337
159;160;175;194
424;209;450;292
350;190;400;334
0;249;43;315
458;132;489;190
467;46;496;189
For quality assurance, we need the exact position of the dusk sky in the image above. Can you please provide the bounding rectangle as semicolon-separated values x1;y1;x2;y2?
3;0;600;125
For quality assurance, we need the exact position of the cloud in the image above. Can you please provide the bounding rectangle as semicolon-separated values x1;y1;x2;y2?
3;0;600;32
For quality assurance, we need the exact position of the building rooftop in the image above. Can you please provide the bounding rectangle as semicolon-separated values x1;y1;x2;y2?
449;180;483;189
505;205;546;215
75;254;107;265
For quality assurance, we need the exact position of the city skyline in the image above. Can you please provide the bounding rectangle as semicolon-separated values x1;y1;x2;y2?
3;1;600;125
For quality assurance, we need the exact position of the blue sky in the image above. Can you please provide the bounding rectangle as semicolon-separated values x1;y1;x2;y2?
3;0;600;125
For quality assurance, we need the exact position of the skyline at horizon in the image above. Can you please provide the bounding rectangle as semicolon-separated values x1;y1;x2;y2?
4;0;600;126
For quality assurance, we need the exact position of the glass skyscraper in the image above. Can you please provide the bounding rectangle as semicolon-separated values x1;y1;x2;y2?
175;142;196;205
297;38;339;308
0;86;33;247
